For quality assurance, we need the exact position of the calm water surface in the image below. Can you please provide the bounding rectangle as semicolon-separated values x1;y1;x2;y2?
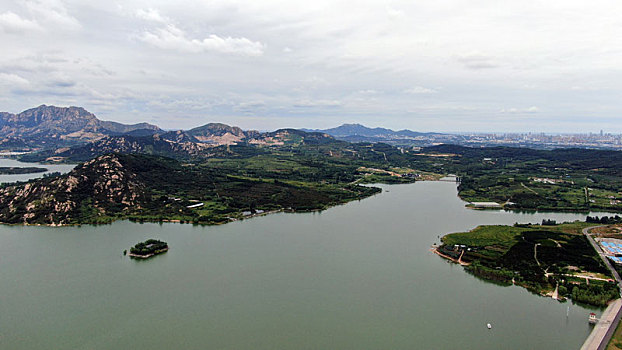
0;181;610;349
0;157;75;184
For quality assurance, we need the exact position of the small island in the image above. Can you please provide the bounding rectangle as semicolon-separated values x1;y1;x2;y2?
128;239;169;259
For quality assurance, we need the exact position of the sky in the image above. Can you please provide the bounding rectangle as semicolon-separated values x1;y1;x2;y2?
1;0;622;133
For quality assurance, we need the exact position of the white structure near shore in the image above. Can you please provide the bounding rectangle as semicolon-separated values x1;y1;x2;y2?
186;202;204;209
469;202;502;208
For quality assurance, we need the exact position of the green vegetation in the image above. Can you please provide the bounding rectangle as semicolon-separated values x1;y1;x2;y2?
438;222;619;306
587;215;622;224
3;130;459;225
7;132;622;225
607;318;622;350
21;127;622;212
0;153;385;225
129;239;169;258
442;225;523;253
245;143;622;213
418;145;622;212
0;166;47;174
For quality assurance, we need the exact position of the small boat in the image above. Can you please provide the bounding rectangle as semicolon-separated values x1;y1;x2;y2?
487;323;492;329
589;313;598;324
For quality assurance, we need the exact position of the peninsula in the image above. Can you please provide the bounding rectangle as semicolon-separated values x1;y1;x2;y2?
0;153;387;225
435;220;620;307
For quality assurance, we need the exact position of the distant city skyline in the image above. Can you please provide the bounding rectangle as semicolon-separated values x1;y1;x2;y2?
1;1;622;133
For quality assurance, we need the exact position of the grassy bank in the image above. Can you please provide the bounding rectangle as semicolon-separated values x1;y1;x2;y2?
438;222;619;306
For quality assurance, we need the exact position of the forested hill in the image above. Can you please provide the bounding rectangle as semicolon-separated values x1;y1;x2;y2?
419;144;622;211
424;144;622;175
426;144;622;161
0;153;381;225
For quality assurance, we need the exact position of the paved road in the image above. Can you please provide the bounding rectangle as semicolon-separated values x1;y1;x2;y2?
580;226;622;350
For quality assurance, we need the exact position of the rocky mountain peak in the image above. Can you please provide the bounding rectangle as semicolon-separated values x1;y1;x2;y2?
6;105;97;127
0;105;161;148
0;153;146;225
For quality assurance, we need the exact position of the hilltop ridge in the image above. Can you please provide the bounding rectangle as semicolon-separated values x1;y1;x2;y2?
21;126;337;163
0;105;160;148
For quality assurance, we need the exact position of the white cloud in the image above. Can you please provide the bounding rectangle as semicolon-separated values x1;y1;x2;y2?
386;6;405;20
455;52;498;70
139;23;265;56
45;72;75;87
404;86;437;94
234;100;267;112
135;8;167;23
147;98;212;111
2;0;622;131
500;106;540;114
0;11;40;33
0;73;30;86
357;89;380;95
25;0;81;29
293;99;341;108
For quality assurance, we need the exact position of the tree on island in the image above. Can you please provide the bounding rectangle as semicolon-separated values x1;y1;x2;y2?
129;239;168;257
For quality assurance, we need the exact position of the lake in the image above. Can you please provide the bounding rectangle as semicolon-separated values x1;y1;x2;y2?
0;157;75;184
0;181;610;349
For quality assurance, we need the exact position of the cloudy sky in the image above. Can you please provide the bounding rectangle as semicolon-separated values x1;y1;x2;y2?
1;0;622;132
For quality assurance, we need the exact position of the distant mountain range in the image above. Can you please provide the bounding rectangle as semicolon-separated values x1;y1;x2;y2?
21;128;339;163
304;123;438;138
4;105;615;160
0;106;459;152
303;123;459;145
0;105;343;162
0;105;341;161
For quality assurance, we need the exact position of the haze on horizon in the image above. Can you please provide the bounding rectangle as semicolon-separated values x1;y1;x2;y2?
1;0;621;133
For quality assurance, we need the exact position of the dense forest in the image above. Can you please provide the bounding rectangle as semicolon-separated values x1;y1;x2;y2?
418;145;622;212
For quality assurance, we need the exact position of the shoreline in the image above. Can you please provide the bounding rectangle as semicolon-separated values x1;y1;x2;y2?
0;176;614;349
128;247;169;259
431;246;471;266
3;179;621;228
433;245;567;299
0;185;384;227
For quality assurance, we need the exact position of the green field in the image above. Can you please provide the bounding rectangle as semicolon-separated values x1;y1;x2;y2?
607;320;622;350
442;225;524;251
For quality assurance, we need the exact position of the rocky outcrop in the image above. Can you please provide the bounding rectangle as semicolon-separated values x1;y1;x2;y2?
0;154;146;225
187;123;250;144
